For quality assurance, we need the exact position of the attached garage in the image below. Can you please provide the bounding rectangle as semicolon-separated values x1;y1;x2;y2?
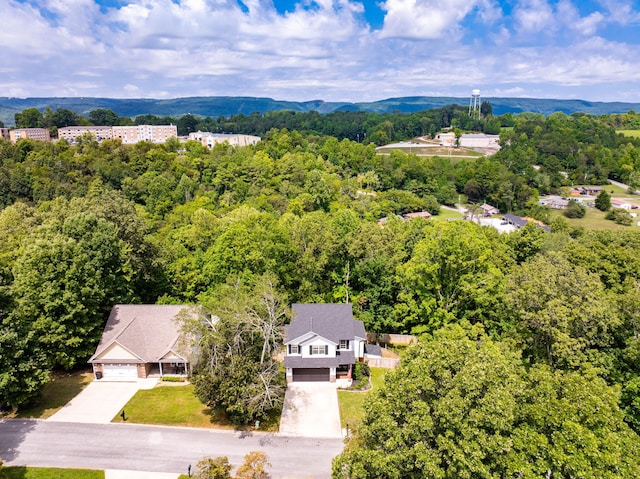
101;363;138;379
292;368;330;382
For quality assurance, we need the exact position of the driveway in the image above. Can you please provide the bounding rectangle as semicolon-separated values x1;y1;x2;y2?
48;379;157;424
279;382;342;438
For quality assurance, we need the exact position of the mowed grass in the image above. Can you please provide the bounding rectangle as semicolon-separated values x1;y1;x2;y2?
549;207;639;231
338;368;388;431
10;369;93;419
111;384;232;428
431;209;465;222
0;467;104;479
617;130;640;138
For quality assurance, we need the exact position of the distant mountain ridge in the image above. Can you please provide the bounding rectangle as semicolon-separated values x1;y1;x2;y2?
1;95;639;126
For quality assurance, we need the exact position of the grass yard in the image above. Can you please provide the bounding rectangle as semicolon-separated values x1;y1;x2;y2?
549;208;639;231
7;369;93;419
0;467;103;479
111;384;231;428
431;209;465;222
617;130;640;138
338;368;388;431
111;384;281;432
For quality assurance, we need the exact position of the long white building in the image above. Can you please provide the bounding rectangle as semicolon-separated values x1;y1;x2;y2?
188;132;261;148
112;124;177;144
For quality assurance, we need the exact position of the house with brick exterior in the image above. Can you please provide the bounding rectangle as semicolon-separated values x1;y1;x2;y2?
89;304;195;380
284;303;367;382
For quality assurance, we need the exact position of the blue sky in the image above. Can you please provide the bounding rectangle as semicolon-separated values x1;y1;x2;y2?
1;0;640;102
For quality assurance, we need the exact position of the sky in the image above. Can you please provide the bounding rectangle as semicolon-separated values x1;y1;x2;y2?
1;0;640;102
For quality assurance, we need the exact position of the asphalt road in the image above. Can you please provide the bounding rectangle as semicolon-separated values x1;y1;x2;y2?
0;420;344;478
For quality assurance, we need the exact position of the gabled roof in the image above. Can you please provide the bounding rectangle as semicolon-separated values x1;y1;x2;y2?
285;303;366;344
89;304;195;363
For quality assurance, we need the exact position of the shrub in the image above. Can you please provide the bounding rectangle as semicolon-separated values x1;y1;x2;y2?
564;200;586;218
605;208;633;225
354;362;370;380
161;375;187;382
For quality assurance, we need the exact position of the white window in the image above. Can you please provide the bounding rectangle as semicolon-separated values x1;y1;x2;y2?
310;345;328;355
289;344;300;354
339;340;350;350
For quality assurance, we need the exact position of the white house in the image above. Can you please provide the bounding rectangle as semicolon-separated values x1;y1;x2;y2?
283;303;366;382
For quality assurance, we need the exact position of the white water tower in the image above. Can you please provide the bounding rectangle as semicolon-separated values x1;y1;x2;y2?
469;89;481;119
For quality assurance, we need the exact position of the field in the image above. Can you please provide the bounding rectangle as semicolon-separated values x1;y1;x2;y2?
549;207;639;231
617;130;640;138
376;143;485;159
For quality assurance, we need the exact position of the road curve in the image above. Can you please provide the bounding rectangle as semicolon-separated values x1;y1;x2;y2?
0;419;344;479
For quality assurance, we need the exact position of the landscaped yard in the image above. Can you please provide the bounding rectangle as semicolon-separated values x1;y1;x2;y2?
5;369;93;419
0;467;103;479
338;367;387;431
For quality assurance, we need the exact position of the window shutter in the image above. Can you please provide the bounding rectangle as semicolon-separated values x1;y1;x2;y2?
324;345;328;355
309;345;313;355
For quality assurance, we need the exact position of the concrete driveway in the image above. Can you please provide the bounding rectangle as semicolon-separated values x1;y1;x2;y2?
279;382;342;438
48;379;157;424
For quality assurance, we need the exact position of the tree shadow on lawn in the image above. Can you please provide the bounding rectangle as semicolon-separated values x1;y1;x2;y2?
13;369;93;419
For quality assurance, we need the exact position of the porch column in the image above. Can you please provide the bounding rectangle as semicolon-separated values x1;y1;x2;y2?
159;362;163;377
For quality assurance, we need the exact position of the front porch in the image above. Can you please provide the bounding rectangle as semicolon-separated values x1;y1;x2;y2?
147;360;190;378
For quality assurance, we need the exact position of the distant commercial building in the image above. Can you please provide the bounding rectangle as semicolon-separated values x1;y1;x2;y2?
112;124;177;144
58;126;113;143
9;128;50;143
188;132;261;149
436;132;500;149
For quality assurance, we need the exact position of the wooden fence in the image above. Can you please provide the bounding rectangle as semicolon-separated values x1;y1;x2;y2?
365;357;400;369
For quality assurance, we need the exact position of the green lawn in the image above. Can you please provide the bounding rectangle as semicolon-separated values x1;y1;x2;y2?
432;209;465;221
549;208;639;231
10;370;93;419
112;384;232;428
0;467;103;479
338;368;388;431
112;384;281;431
617;130;640;138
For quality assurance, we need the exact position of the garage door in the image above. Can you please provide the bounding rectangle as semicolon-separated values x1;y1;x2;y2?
292;368;330;382
101;363;138;379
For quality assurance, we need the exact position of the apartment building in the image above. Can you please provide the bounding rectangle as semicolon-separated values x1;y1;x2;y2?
188;131;261;149
0;128;9;141
112;124;177;144
9;128;50;143
58;126;113;143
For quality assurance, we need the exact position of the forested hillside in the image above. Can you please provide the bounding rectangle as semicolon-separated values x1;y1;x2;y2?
3;95;640;126
2;108;640;476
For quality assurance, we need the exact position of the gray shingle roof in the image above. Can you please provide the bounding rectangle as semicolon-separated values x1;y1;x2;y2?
89;304;196;363
285;303;366;343
284;351;355;368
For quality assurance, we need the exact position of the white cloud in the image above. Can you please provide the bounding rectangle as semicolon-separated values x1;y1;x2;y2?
513;0;555;34
0;0;639;102
378;0;492;39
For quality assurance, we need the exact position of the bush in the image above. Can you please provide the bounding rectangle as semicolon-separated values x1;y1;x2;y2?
161;375;187;382
605;208;633;225
353;362;370;380
564;200;586;218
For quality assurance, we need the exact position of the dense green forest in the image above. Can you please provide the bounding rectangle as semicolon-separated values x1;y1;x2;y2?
2;106;640;476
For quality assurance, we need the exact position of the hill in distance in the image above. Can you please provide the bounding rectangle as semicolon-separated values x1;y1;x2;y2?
1;95;639;126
